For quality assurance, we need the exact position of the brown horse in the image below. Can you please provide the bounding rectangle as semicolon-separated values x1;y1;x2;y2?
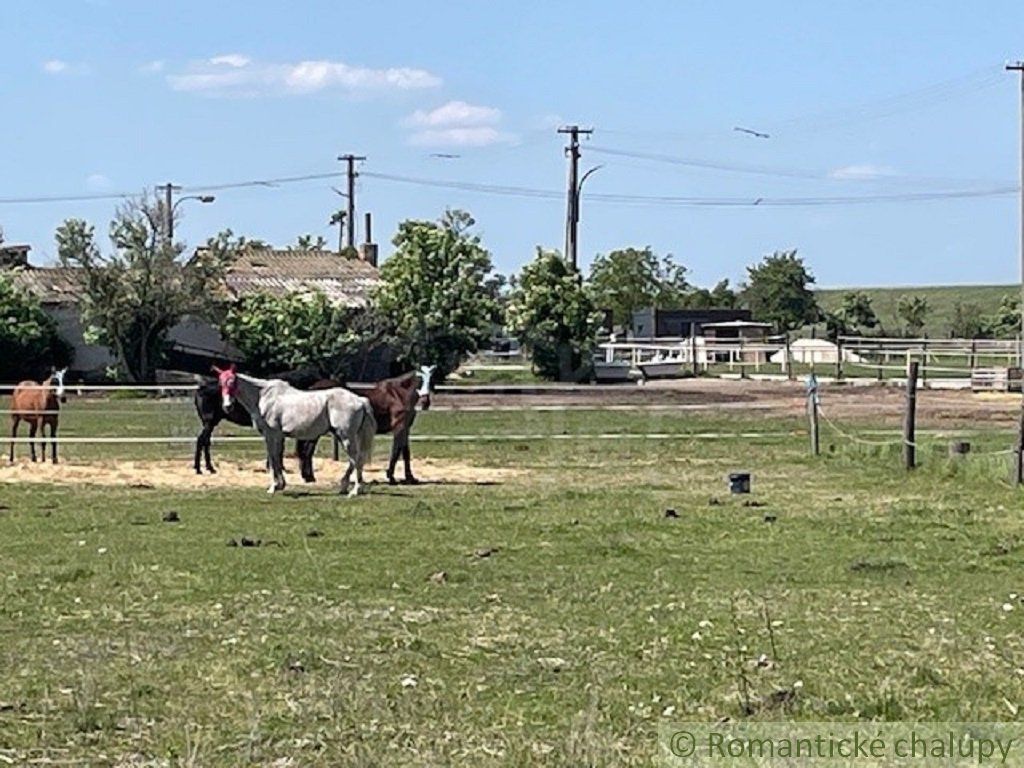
9;368;67;464
298;365;435;484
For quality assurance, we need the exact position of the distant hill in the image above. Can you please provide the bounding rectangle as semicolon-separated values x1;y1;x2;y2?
815;284;1016;337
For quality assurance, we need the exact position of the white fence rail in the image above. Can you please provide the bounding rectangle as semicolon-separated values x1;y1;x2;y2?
596;335;1024;381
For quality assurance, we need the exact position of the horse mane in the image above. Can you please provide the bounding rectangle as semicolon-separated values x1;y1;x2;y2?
388;371;419;388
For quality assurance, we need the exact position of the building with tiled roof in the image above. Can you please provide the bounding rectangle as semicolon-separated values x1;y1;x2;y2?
5;247;383;378
222;248;380;307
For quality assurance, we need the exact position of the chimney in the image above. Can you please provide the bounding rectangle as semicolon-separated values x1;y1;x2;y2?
0;244;31;269
358;212;378;267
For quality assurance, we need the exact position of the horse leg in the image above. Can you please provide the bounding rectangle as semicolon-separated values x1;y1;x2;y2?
204;427;216;474
264;432;286;493
49;421;58;464
336;432;356;496
401;442;419;484
386;431;402;485
27;422;37;462
297;439;317;483
195;423;212;474
9;421;18;462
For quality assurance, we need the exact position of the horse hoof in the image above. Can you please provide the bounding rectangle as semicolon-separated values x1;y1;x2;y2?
387;476;398;486
402;476;421;485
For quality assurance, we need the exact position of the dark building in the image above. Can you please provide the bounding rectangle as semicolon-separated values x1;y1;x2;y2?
630;307;752;338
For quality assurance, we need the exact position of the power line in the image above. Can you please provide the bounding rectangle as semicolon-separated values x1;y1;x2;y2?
362;170;1018;207
0;171;348;206
0;167;1017;211
0;191;136;205
586;144;1014;187
597;63;1004;141
183;171;344;193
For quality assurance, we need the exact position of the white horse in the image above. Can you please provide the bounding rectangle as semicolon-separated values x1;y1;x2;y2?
214;365;376;496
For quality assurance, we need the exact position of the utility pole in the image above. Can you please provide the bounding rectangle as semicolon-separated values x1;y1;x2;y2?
159;182;181;244
338;154;365;248
558;125;592;271
1008;62;1024;484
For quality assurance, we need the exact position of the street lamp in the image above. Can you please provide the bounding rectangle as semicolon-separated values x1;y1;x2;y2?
570;164;603;271
169;195;215;244
158;182;215;245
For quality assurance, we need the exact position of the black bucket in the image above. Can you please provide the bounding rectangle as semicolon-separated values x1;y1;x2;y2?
728;472;751;494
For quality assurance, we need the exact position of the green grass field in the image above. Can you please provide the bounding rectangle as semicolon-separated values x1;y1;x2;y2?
3;399;1024;765
816;284;1016;338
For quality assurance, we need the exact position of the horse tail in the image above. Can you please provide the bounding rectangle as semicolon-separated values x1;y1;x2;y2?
356;399;375;467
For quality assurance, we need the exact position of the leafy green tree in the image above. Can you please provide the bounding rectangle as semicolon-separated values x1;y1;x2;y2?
824;291;879;340
0;272;72;381
507;249;602;381
374;210;499;380
950;301;985;339
587;247;690;328
293;234;328;251
981;295;1021;338
55;194;229;382
895;294;930;337
220;291;382;378
681;279;739;309
741;250;819;332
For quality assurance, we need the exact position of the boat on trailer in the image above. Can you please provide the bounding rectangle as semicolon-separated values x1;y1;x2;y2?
593;359;633;383
637;352;685;380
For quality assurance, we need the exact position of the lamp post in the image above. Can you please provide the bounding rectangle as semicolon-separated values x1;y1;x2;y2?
571;164;603;272
158;182;215;245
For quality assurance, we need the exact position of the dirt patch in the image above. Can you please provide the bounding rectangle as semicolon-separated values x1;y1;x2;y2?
0;456;520;490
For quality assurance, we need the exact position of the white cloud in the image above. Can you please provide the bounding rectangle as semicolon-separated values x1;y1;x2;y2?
829;164;898;180
86;173;112;191
209;53;250;68
167;54;441;96
404;100;515;146
408;100;501;128
139;60;165;74
534;113;565;130
409;127;517;147
42;59;89;76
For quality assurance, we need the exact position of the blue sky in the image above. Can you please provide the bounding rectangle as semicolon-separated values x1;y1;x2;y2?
3;1;1024;288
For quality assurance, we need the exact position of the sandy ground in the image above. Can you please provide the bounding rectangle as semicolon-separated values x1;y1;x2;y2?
0;456;520;490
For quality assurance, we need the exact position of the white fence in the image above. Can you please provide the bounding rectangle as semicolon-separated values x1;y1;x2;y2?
596;334;1024;382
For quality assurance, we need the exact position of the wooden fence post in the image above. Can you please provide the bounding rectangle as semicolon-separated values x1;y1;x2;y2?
690;333;698;377
807;373;820;456
921;339;928;386
834;338;843;381
785;334;794;381
904;361;918;470
1015;398;1024;485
